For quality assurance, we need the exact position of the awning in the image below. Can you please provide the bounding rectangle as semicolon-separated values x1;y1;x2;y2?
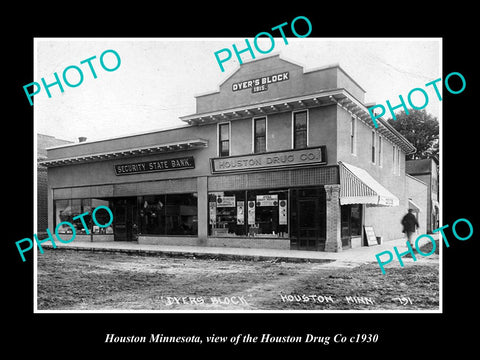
339;161;399;207
40;138;208;167
408;198;421;212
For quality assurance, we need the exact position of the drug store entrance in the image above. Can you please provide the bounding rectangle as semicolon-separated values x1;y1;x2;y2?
290;187;326;251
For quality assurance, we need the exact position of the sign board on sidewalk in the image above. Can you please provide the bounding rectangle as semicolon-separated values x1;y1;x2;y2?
364;226;378;246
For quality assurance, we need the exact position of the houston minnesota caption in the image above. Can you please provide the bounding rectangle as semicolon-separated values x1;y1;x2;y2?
105;333;379;345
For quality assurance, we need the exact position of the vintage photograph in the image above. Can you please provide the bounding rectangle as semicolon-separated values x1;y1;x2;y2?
34;38;441;312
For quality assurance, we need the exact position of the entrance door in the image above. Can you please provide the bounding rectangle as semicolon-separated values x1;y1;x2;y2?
341;205;351;249
113;198;137;241
290;187;326;251
341;204;363;249
298;199;320;250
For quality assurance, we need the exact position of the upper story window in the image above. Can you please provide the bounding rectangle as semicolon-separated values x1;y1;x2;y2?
378;135;383;167
397;147;401;174
350;116;356;155
254;117;266;153
392;145;397;174
293;110;308;149
218;122;230;157
371;131;376;164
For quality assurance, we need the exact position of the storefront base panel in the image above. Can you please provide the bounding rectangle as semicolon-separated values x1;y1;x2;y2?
72;234;114;243
351;236;362;248
207;237;290;250
139;236;199;247
138;236;290;249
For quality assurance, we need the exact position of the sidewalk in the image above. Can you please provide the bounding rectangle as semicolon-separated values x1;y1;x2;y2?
41;233;440;267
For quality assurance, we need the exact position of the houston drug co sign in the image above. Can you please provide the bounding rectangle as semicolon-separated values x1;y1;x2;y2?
211;146;326;173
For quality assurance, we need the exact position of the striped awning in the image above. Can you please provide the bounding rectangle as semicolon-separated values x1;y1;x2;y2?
408;198;421;212
339;161;399;207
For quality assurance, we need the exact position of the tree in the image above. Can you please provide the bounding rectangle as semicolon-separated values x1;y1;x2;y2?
386;109;439;160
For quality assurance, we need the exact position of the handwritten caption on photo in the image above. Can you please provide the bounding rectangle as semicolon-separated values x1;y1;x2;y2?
154;294;416;308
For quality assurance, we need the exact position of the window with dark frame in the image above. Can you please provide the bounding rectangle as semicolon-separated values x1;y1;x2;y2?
219;123;230;157
254;117;266;153
350;117;356;154
371;131;376;164
293;111;307;149
393;145;397;174
378;136;382;167
397;147;401;174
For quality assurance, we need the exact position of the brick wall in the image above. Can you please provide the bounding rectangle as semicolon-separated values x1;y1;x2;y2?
37;166;48;232
324;184;342;252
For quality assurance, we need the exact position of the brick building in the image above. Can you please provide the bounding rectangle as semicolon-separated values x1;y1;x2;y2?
41;55;423;252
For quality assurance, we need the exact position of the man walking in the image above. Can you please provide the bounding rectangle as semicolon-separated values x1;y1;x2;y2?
401;209;419;247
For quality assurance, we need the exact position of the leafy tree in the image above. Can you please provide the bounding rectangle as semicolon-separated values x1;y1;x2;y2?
386;109;439;160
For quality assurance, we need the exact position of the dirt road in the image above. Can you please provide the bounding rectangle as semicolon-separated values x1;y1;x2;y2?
37;247;439;311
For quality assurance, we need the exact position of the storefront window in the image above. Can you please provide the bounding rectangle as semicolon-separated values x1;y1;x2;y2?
139;193;197;236
139;195;165;235
91;199;113;234
55;199;82;234
208;189;288;238
350;204;362;236
209;191;246;237
55;199;72;234
165;194;198;235
54;198;105;234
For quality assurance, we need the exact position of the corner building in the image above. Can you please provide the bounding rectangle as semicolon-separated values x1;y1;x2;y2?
43;55;418;252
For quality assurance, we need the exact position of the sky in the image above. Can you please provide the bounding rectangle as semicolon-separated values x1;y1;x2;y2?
34;38;441;143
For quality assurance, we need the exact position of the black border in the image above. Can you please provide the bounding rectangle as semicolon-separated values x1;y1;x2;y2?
7;6;478;356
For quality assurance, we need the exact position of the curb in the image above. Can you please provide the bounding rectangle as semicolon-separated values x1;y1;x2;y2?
41;244;337;264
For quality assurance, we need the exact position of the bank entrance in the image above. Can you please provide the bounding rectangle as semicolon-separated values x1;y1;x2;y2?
112;198;137;241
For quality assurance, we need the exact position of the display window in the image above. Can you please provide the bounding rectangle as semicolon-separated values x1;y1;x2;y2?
139;195;165;235
54;199;84;234
208;189;288;238
54;199;72;234
139;193;198;236
55;194;197;237
91;199;113;234
54;198;113;235
209;191;246;236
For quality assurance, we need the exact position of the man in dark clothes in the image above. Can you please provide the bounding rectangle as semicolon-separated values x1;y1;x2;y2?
401;209;419;247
